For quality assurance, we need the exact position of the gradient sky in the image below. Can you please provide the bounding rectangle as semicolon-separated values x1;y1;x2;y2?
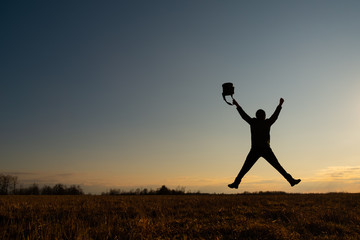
1;1;360;193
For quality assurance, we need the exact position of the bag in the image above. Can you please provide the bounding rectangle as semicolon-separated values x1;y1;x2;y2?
222;82;234;105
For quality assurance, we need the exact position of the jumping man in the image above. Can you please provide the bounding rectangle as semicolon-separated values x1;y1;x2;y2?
228;98;301;189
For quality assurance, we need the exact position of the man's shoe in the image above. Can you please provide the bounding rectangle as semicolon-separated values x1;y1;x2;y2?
291;179;301;187
228;182;239;189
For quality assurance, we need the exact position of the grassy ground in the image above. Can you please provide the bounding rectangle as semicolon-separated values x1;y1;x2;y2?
1;194;360;239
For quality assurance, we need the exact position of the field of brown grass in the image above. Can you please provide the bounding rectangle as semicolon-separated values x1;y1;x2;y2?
1;193;360;239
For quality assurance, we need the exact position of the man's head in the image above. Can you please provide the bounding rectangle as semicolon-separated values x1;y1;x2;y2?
256;109;266;120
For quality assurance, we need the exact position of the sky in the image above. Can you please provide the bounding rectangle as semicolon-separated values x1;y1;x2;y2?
1;1;360;194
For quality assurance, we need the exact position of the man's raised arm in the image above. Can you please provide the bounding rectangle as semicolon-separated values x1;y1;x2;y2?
268;98;284;125
233;98;252;124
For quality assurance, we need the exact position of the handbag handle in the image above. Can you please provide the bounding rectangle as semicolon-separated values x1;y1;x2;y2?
222;93;234;105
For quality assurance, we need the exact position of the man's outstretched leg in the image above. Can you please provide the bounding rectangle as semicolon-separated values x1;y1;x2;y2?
263;148;301;187
228;150;260;189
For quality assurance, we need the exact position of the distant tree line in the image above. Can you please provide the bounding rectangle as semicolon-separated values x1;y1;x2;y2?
1;173;296;196
16;183;84;195
0;174;18;195
101;185;201;195
0;174;83;195
1;174;197;196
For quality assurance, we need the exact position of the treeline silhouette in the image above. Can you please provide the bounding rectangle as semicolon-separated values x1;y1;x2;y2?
0;173;83;195
1;174;199;195
1;173;306;196
16;183;84;195
0;174;17;195
101;185;200;195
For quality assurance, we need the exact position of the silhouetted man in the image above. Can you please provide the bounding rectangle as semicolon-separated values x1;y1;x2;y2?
228;98;301;189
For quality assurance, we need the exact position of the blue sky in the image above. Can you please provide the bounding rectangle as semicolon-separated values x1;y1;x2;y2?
1;1;360;193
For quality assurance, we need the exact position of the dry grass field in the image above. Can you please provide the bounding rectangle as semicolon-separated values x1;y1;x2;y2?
1;193;360;239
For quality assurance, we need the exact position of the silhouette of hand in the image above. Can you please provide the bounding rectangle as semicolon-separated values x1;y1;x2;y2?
232;99;240;107
279;98;284;106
